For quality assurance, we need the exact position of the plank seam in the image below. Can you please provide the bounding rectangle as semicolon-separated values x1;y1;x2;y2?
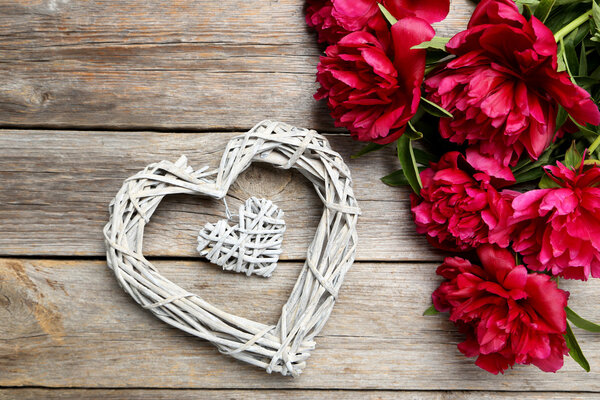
0;387;599;393
0;126;346;134
0;255;442;263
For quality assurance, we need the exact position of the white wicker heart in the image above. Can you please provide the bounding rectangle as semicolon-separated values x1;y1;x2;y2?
103;120;360;377
197;197;286;278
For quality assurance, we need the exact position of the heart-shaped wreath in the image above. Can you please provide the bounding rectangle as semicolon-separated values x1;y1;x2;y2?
103;120;360;376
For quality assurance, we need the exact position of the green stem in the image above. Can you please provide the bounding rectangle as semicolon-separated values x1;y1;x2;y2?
554;10;593;43
589;134;600;154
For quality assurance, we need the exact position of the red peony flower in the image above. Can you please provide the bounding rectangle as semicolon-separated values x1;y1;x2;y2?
411;151;516;251
306;0;450;44
315;19;434;143
433;245;569;374
425;0;600;170
509;160;600;280
305;0;349;44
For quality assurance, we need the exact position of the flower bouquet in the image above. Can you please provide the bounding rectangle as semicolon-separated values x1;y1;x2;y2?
307;0;600;374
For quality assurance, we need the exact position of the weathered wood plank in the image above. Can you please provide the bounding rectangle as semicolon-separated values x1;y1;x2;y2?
0;0;474;130
1;258;599;390
0;389;596;400
0;129;445;261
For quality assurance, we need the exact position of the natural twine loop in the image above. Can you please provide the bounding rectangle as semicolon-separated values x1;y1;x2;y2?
103;120;360;377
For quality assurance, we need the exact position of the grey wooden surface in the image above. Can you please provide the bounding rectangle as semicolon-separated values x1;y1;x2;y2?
3;0;595;398
1;258;600;391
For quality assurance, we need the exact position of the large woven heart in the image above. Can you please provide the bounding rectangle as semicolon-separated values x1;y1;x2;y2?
103;120;360;376
197;197;285;278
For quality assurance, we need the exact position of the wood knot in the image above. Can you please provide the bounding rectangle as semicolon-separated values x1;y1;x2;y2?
0;77;53;111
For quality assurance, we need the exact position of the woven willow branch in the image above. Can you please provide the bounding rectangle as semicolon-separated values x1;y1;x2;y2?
103;120;360;377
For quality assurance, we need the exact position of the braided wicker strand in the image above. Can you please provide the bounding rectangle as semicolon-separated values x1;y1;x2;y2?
103;120;360;377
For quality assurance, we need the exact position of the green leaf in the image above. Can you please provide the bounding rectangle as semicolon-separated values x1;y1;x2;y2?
423;305;440;316
590;63;600;80
351;142;385;159
572;76;600;88
512;143;556;182
534;0;556;23
425;49;451;65
412;36;450;51
564;141;583;168
594;0;600;28
420;96;453;118
381;170;408;187
539;174;560;188
381;168;425;187
405;121;424;140
378;3;397;25
557;41;566;72
556;105;569;129
567;307;600;332
522;3;534;19
397;135;423;194
413;148;435;165
570;115;599;139
556;0;593;4
515;0;539;5
514;167;546;184
565;322;591;372
563;37;580;78
579;40;588;76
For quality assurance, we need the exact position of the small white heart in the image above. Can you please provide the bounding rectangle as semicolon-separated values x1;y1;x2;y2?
197;197;285;277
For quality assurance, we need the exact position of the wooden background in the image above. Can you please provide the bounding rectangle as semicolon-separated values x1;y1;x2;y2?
2;0;600;398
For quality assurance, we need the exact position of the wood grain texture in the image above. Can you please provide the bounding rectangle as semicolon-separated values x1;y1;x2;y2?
0;129;445;261
2;258;600;390
0;389;597;400
5;1;581;396
0;0;475;130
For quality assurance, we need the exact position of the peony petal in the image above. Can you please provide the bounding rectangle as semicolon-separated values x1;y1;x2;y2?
468;0;524;29
391;16;435;93
503;266;528;291
511;190;549;213
332;0;379;31
531;335;567;372
524;274;568;333
540;70;600;126
527;16;558;61
360;47;398;78
539;188;578;215
385;0;450;24
475;353;513;374
480;80;514;118
466;146;516;184
477;244;516;282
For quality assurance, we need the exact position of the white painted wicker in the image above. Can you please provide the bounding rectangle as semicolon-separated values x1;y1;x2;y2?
197;196;286;278
103;120;360;377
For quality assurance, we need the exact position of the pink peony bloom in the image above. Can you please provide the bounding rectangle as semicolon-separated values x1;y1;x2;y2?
315;21;434;143
411;151;516;251
305;0;349;44
509;160;600;280
425;0;600;170
311;0;450;142
306;0;450;44
433;245;570;374
331;0;450;31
